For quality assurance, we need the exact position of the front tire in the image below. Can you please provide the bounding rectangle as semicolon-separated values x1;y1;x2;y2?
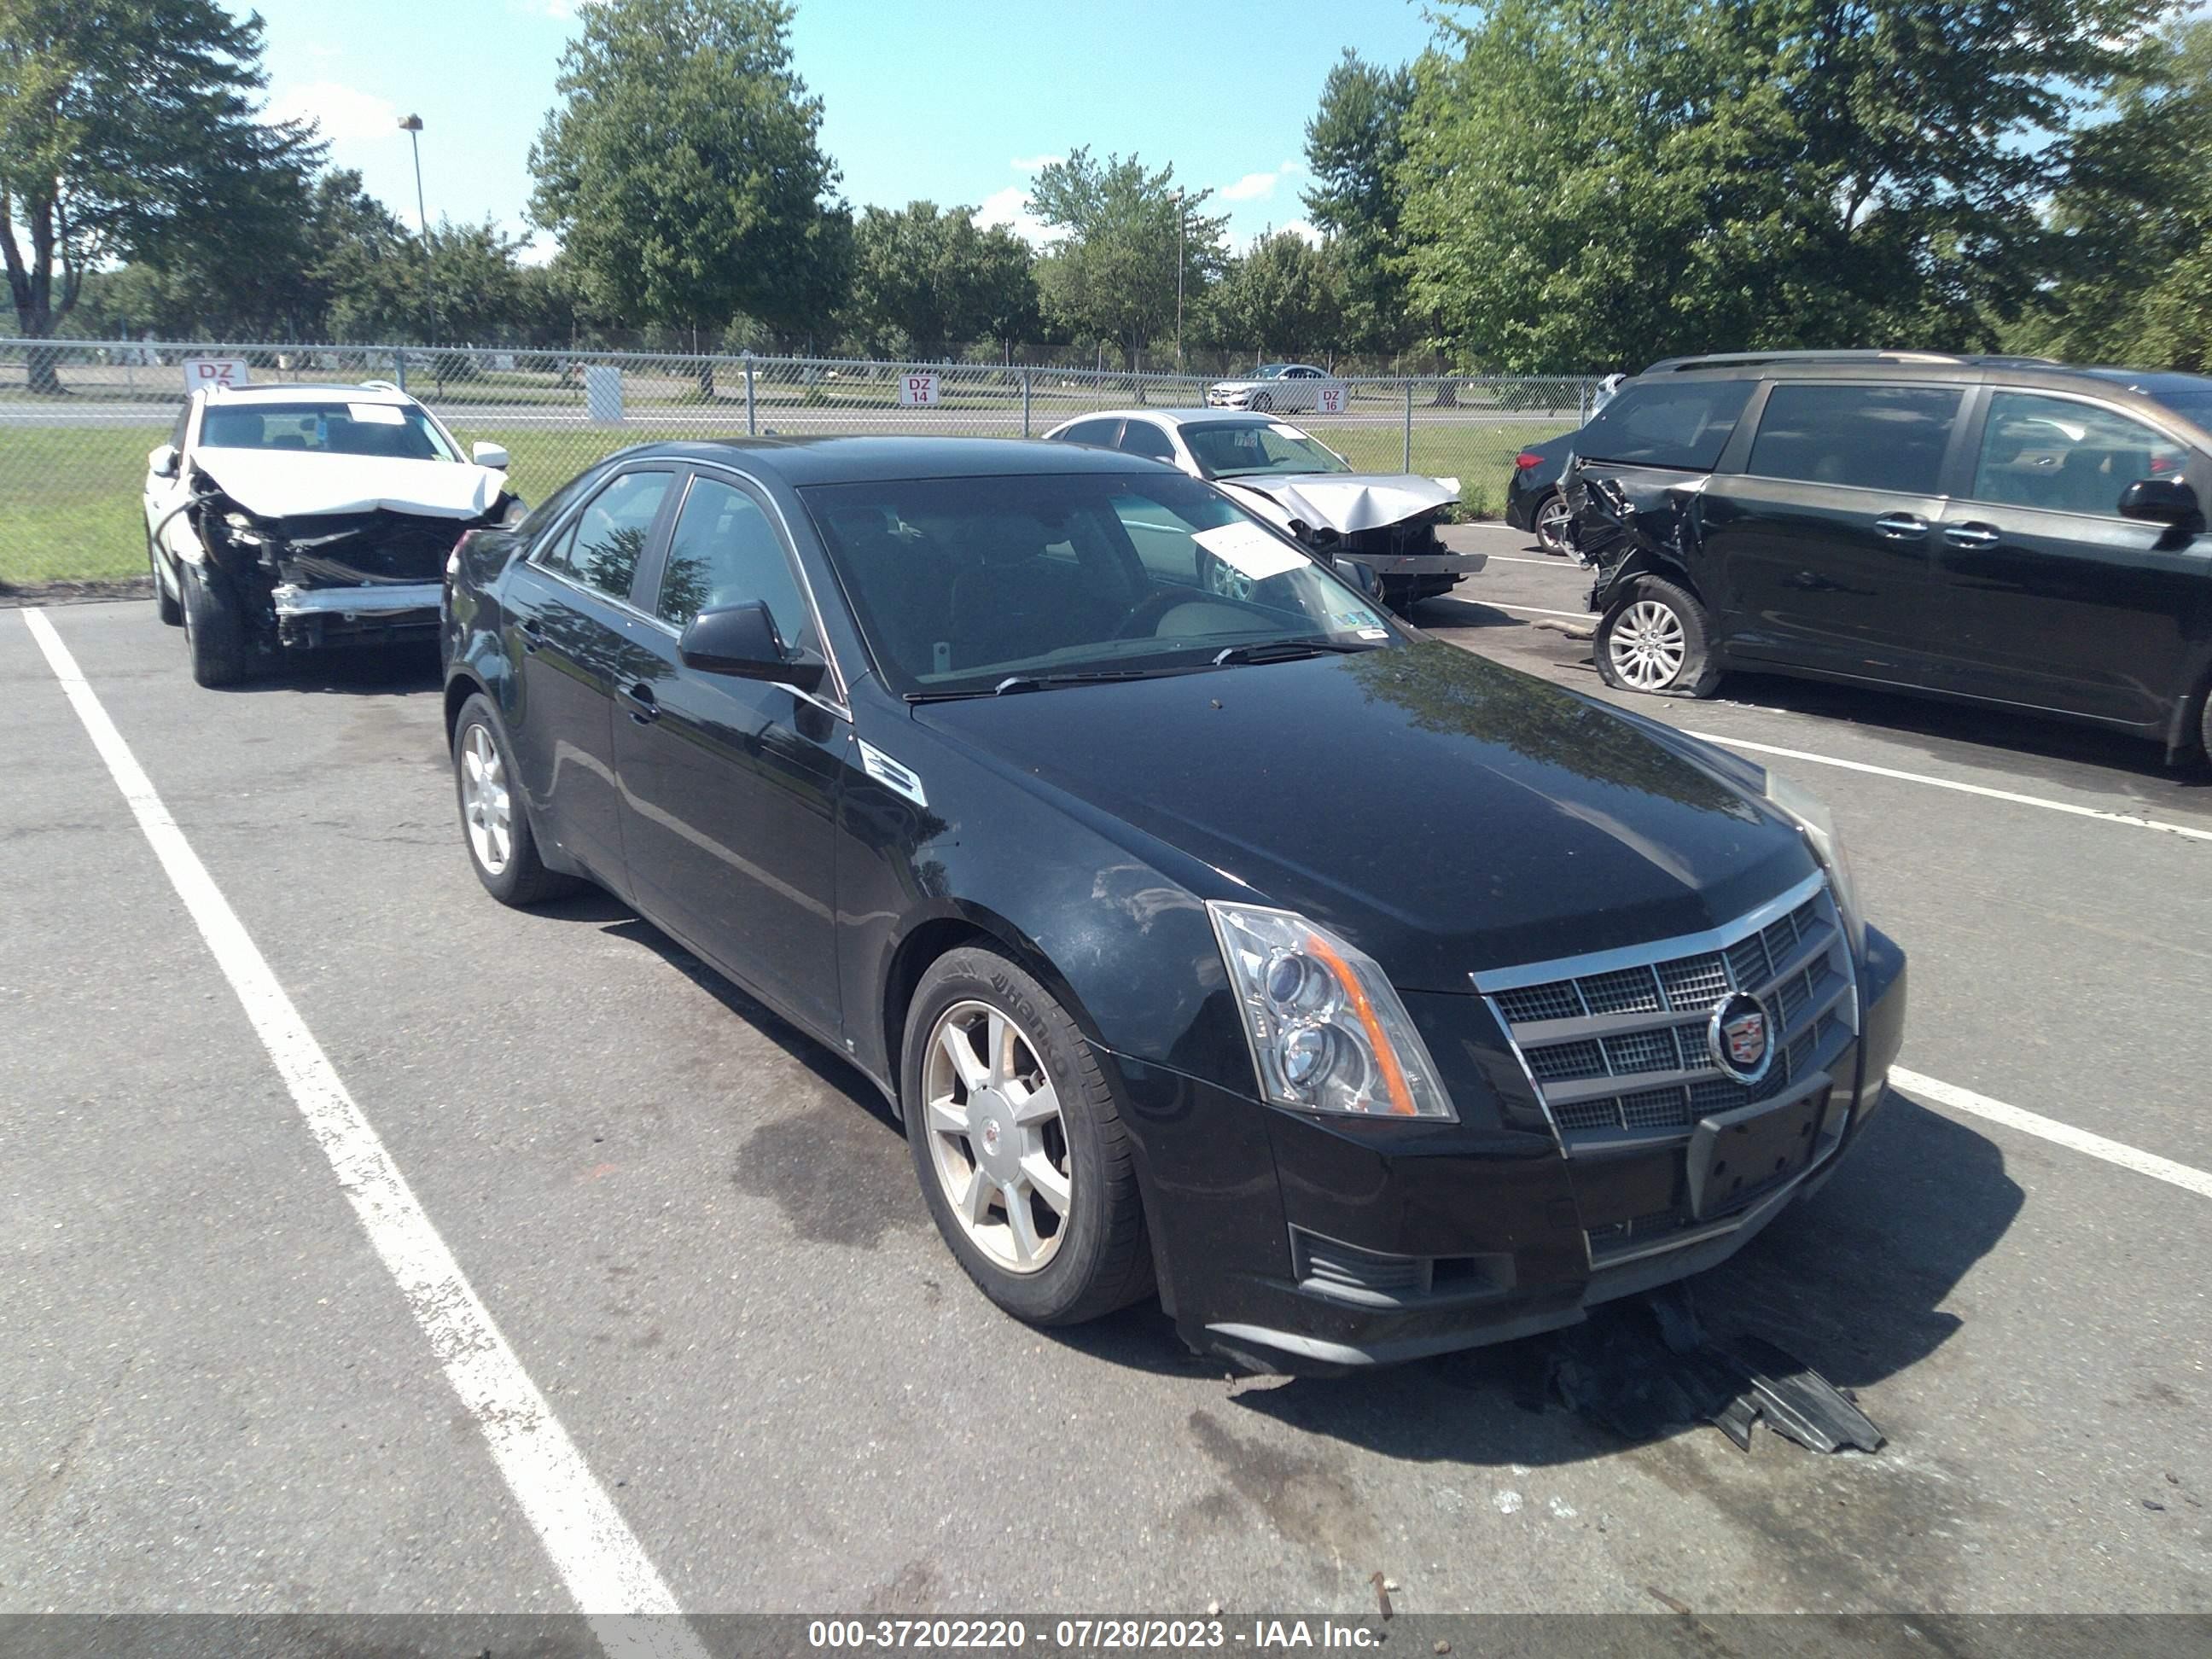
149;537;182;626
1596;575;1721;697
451;693;578;907
1250;392;1273;413
179;563;252;686
903;948;1153;1326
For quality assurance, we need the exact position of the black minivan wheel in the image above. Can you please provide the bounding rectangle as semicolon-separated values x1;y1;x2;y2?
178;562;253;686
1596;575;1721;698
903;947;1153;1326
451;693;578;907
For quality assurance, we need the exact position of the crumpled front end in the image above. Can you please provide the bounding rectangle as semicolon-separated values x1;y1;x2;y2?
181;484;517;651
1569;461;1708;613
1220;473;1483;609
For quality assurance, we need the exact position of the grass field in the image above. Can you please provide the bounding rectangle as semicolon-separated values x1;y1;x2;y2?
0;416;1565;588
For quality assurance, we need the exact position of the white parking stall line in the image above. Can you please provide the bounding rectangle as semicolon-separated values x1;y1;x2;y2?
20;609;707;1659
1895;1067;2212;1201
1475;601;1593;620
1480;554;1577;567
1690;731;2212;846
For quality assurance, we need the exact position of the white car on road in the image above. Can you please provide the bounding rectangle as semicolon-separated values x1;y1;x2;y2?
143;381;520;686
1205;362;1337;411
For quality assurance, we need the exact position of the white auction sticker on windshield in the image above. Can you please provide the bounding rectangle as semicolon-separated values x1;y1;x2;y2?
1267;423;1306;440
1194;521;1307;582
347;403;407;425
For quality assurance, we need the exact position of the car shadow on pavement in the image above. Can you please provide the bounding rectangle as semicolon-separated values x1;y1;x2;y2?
1704;670;2210;795
1406;595;1538;632
221;640;444;696
1217;1097;2024;1466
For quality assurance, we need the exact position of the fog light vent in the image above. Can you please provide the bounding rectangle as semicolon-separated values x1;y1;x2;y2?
1294;1232;1430;1303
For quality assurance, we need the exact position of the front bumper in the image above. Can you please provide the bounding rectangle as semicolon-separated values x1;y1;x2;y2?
1115;925;1907;1375
1361;550;1487;579
271;581;443;648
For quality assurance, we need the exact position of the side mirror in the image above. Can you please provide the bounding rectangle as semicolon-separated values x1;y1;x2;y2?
678;600;825;691
148;444;179;480
471;441;510;470
1340;558;1381;598
2117;475;2198;525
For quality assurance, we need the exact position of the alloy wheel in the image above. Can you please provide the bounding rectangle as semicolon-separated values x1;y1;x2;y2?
1534;493;1573;555
458;723;514;875
1609;598;1687;690
920;998;1072;1274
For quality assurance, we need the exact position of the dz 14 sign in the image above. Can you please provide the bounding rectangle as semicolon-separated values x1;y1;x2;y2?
899;373;941;407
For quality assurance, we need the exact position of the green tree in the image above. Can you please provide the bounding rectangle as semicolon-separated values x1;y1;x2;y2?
1400;0;2165;373
2017;16;2212;370
1027;147;1227;367
0;0;321;387
847;201;1038;357
527;0;848;384
1302;49;1415;353
1198;230;1346;360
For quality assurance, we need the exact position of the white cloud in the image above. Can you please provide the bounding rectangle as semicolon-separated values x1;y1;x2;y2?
974;186;1049;247
518;230;561;268
1010;153;1065;172
1229;219;1322;255
1217;159;1306;203
268;81;400;143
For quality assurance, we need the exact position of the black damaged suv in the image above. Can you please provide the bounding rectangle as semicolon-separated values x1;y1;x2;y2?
1569;351;2212;765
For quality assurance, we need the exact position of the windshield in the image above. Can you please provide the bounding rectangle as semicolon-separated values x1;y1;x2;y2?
1182;420;1351;479
198;401;458;463
801;471;1398;698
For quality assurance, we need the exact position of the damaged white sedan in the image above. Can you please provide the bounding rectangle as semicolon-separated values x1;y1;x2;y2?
143;381;522;685
1042;409;1481;610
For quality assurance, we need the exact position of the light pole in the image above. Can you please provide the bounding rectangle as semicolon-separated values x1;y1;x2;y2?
399;114;439;346
1173;189;1186;372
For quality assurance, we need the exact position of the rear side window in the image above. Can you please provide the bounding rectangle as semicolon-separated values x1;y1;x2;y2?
1747;384;1961;495
545;469;673;602
1118;422;1176;462
1969;391;2189;518
1575;379;1751;469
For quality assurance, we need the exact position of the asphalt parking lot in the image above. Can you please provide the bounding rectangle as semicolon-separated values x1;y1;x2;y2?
4;522;2209;1627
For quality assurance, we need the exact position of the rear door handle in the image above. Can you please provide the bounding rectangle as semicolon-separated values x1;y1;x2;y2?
1944;523;2001;550
622;682;660;725
1873;514;1929;538
518;616;544;654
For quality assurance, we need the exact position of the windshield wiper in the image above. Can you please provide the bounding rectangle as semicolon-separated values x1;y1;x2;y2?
1211;638;1377;667
904;667;1187;703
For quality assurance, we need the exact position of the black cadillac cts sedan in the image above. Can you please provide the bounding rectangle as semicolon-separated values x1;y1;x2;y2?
439;437;1907;1373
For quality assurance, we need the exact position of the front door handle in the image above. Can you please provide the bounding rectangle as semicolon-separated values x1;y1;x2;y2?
622;682;661;725
1944;523;2001;550
1873;513;1929;538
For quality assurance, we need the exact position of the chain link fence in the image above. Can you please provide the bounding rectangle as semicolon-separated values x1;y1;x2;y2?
0;338;1595;589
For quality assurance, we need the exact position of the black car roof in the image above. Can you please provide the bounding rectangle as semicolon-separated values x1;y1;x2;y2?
608;434;1176;485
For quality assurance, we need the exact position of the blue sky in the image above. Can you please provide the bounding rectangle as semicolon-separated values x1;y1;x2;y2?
248;0;1449;259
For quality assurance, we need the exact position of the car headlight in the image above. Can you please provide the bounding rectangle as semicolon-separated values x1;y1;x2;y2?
1765;772;1866;956
1208;901;1454;1120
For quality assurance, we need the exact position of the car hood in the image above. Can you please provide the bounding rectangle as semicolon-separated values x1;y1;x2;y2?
912;639;1814;991
1217;472;1461;533
189;448;509;520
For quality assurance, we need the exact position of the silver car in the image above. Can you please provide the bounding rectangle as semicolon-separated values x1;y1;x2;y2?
1206;362;1336;412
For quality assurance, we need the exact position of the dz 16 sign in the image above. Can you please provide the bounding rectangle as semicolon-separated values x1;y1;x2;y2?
183;358;251;393
899;373;941;407
1314;383;1348;415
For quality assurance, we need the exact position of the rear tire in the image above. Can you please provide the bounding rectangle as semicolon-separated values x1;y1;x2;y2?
149;538;182;626
1595;575;1721;698
451;693;579;907
179;563;253;686
1534;492;1574;556
903;947;1153;1326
